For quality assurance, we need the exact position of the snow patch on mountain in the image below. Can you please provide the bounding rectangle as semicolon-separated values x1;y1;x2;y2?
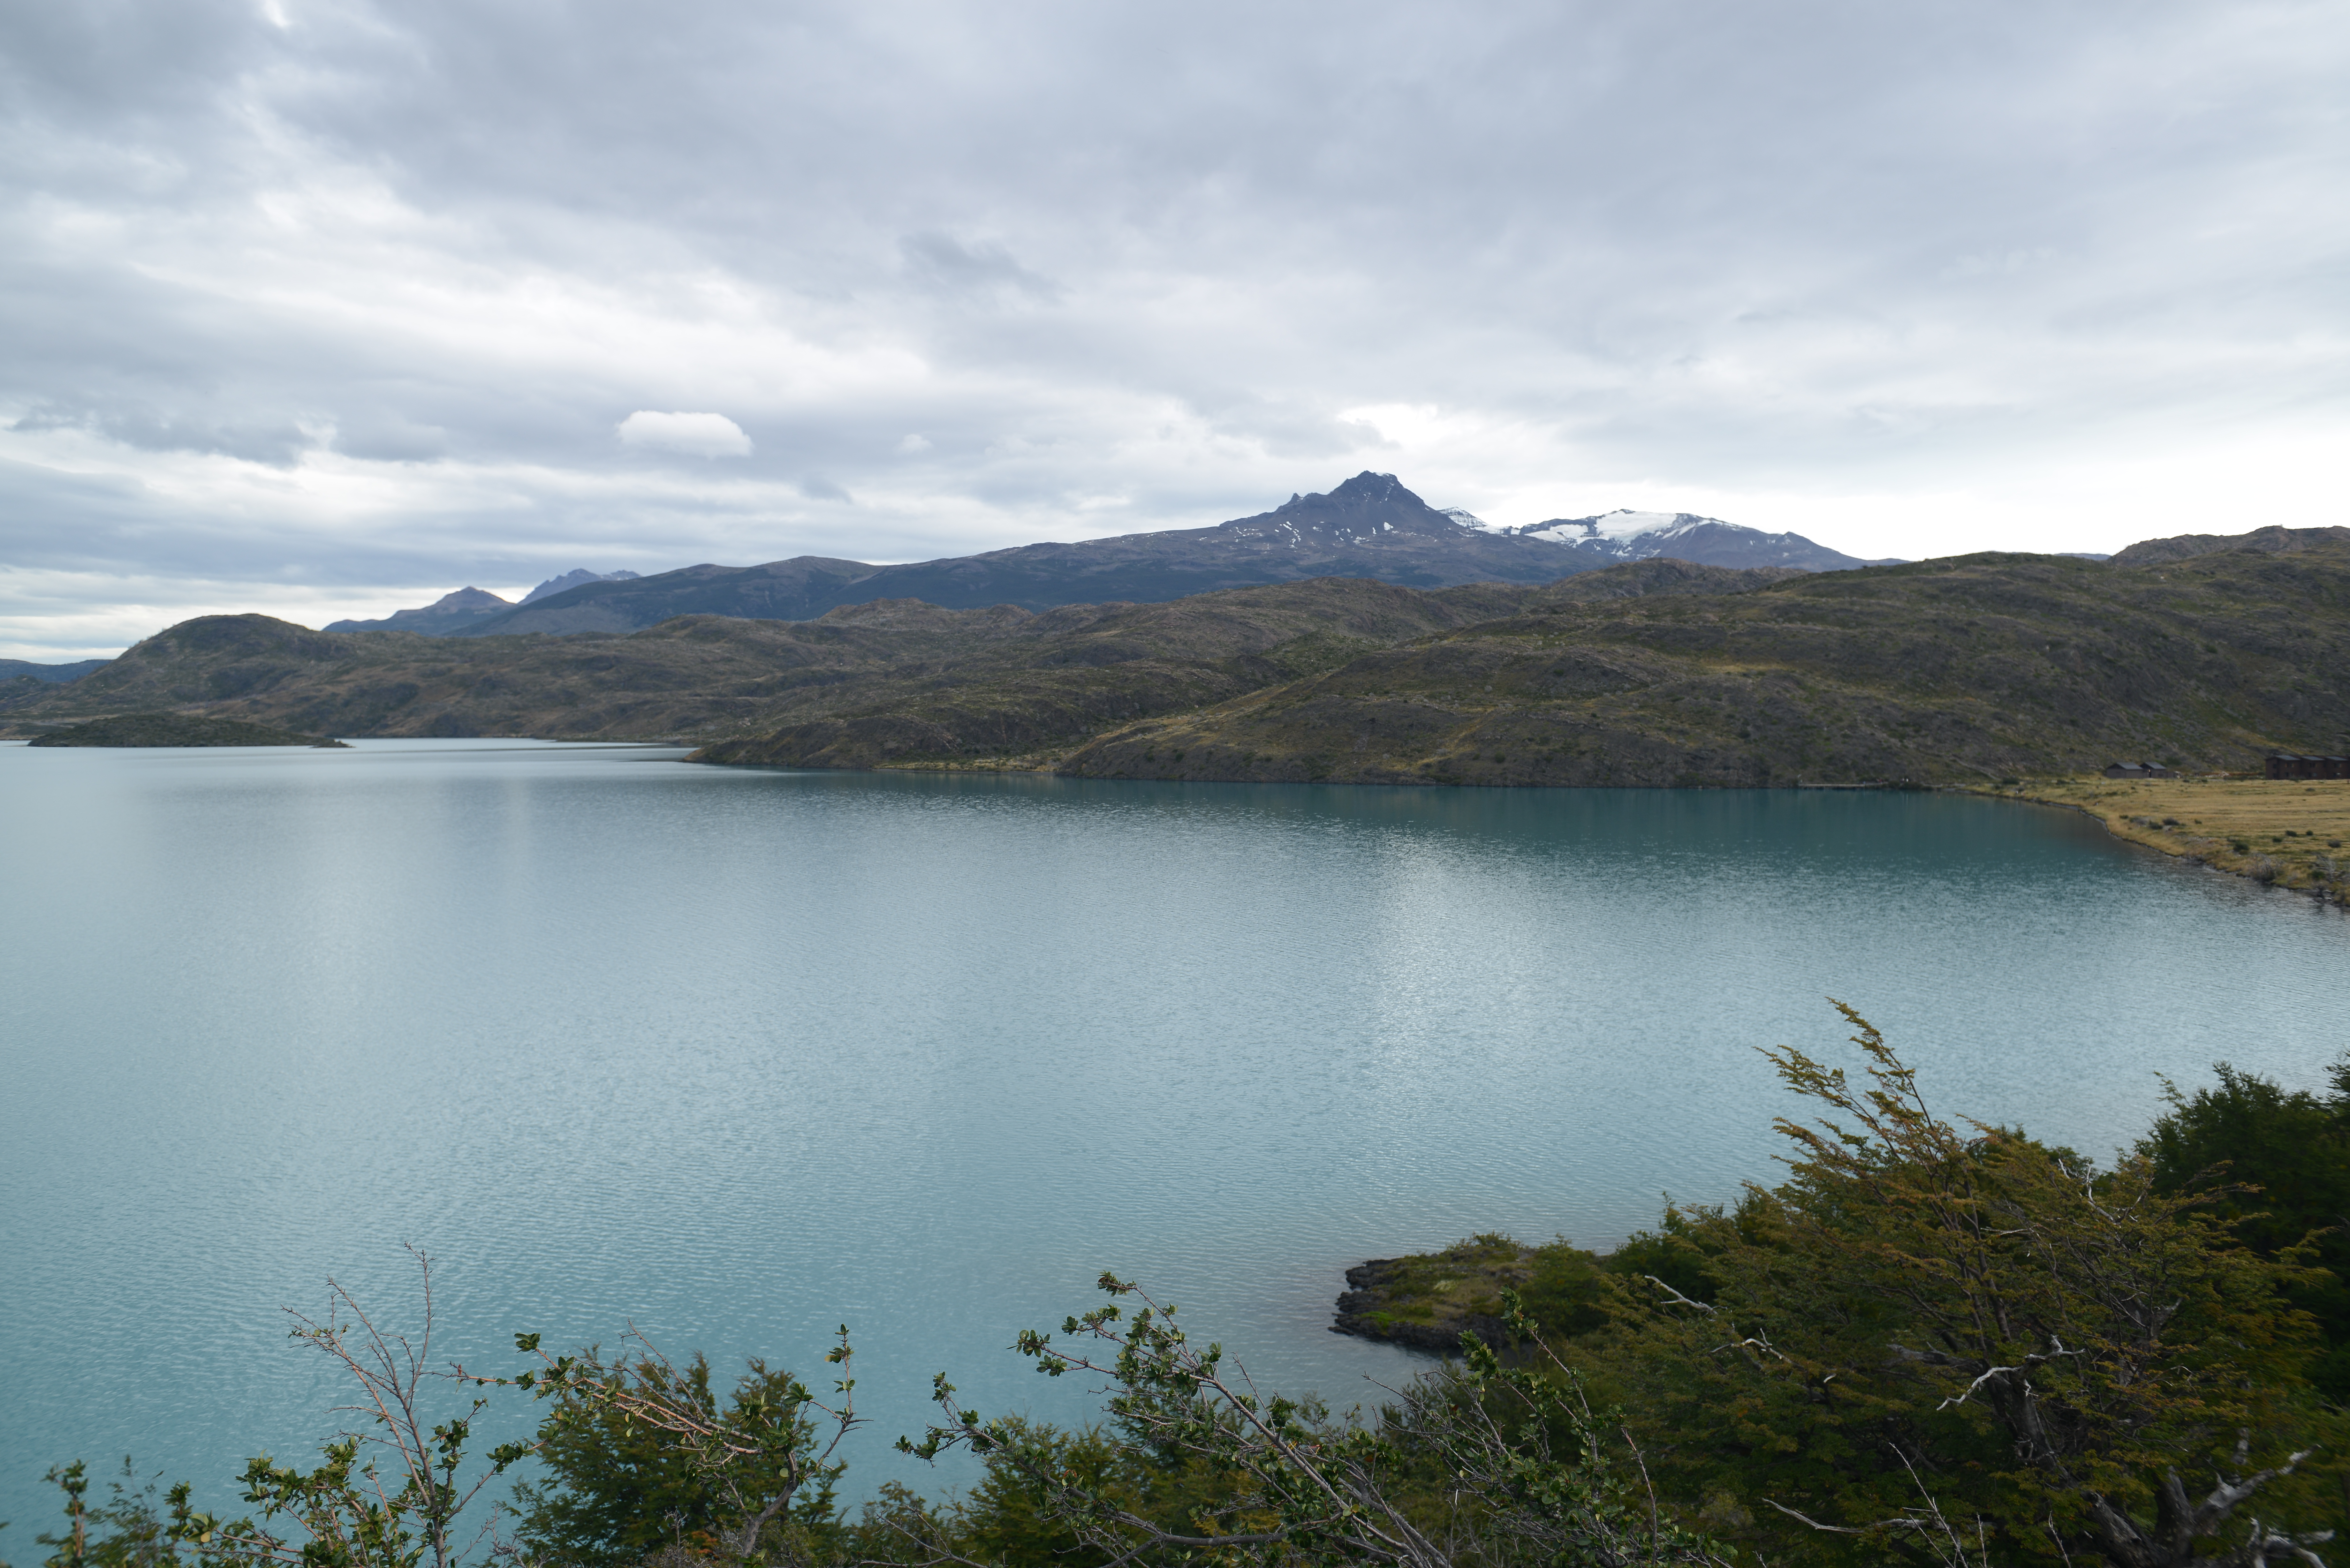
1498;506;1888;570
1519;509;1717;544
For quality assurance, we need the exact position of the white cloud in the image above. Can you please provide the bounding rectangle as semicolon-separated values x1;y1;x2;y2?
0;1;2344;656
616;411;753;458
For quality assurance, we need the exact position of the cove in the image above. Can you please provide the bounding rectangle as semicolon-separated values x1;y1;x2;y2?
1;739;2341;1526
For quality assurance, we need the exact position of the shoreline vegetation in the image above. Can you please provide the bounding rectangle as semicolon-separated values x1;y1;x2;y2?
26;1015;2350;1567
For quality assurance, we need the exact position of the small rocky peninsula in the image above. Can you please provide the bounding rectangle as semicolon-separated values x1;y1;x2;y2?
25;712;349;748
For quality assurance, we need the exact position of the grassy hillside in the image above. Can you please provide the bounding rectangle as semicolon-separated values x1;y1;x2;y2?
1058;547;2350;786
7;547;2342;790
0;577;1543;750
685;575;1674;767
1;604;1037;740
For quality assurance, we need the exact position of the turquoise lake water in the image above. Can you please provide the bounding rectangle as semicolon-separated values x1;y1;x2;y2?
2;738;2343;1532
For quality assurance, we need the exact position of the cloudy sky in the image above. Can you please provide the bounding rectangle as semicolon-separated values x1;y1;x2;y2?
3;2;2345;658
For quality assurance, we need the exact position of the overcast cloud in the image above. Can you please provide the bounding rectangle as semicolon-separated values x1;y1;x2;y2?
2;1;2345;657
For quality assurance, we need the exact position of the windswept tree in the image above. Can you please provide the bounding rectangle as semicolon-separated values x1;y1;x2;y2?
2139;1058;2350;1400
488;1326;858;1568
1587;1005;2341;1566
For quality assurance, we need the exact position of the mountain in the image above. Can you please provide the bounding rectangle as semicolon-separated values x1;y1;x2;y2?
2109;524;2350;568
520;568;642;604
452;557;884;637
322;570;644;635
325;586;514;635
1506;509;1893;570
452;474;1883;637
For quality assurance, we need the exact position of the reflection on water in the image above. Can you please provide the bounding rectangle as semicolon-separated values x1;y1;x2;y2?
1;739;2339;1519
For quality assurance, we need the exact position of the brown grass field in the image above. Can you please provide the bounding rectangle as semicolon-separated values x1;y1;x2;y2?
1977;775;2350;901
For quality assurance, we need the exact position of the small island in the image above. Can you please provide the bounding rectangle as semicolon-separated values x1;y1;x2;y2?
1333;1232;1627;1350
25;712;350;748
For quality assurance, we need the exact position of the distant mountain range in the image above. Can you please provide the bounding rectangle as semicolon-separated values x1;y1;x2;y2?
324;569;640;635
0;657;112;684
319;474;1888;639
521;568;644;604
11;488;2323;715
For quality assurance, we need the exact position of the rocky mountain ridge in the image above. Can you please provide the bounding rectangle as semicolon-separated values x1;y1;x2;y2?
325;586;515;636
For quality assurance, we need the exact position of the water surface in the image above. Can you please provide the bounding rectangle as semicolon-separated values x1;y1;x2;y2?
2;740;2340;1528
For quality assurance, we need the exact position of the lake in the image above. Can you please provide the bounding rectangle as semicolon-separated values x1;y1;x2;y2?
2;738;2342;1532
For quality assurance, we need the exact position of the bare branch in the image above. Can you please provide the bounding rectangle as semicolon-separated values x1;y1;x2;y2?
1642;1274;1717;1314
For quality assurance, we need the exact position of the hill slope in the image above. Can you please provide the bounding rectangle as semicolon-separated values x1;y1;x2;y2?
0;605;1035;741
2110;524;2350;567
0;577;1547;750
689;567;1794;769
1054;547;2350;787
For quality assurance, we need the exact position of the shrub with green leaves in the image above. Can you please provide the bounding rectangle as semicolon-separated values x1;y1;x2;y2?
2140;1058;2350;1401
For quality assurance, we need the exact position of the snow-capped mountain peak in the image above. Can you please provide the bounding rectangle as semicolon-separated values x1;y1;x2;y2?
1439;507;1503;532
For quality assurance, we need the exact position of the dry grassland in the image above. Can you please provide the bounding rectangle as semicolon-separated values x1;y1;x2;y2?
1977;776;2350;901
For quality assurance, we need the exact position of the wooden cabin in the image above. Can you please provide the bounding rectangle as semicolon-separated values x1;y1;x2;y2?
2266;754;2350;780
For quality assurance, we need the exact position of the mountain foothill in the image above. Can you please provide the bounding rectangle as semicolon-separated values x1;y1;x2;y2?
4;475;2345;786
